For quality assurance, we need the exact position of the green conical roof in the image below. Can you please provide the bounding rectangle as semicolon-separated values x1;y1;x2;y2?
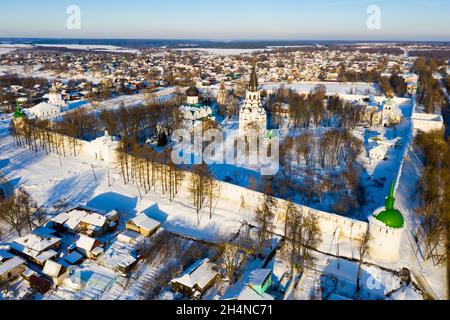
374;180;404;229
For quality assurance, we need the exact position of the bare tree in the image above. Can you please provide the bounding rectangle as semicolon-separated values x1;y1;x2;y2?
255;187;276;256
356;228;372;293
221;243;241;283
0;191;36;236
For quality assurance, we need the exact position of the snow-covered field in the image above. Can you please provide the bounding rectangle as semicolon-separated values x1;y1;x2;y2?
175;48;267;56
0;44;33;56
35;44;139;54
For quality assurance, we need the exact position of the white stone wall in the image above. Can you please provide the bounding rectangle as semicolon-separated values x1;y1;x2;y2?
412;113;444;133
179;170;402;263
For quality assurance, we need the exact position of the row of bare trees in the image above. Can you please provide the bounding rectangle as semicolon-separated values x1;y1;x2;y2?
415;130;450;267
281;129;362;173
415;57;445;114
277;128;363;215
116;138;185;202
267;85;367;130
283;202;322;275
11;117;82;157
188;164;220;225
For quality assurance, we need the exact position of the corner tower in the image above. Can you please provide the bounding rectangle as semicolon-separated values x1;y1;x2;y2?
368;179;404;263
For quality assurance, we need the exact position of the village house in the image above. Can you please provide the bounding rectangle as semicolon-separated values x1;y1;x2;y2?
0;255;26;285
247;269;273;296
75;235;104;260
99;240;138;276
223;269;274;301
10;233;61;266
50;206;118;237
125;213;161;237
171;258;218;298
42;260;68;286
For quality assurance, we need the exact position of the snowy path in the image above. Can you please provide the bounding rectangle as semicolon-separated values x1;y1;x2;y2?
292;270;322;300
396;146;447;299
120;263;159;300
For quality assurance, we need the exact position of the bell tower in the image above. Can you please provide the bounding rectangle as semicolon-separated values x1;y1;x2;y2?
239;63;267;136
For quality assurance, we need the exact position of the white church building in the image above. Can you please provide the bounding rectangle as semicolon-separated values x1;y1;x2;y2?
29;84;67;119
179;83;214;128
83;131;120;164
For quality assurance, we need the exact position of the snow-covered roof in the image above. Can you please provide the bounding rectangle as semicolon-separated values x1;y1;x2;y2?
247;269;272;287
29;102;62;115
35;249;58;264
131;213;160;231
54;209;107;231
171;258;217;291
62;210;86;230
237;286;274;301
99;241;137;271
0;256;25;276
81;212;107;227
51;212;71;225
75;235;97;252
42;260;64;278
117;230;141;244
12;234;60;257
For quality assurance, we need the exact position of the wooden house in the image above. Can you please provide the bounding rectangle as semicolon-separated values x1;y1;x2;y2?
125;213;160;237
171;258;218;298
75;235;104;260
42;260;68;286
0;256;26;284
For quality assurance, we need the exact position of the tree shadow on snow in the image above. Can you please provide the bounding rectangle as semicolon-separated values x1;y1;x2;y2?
140;203;168;223
320;259;385;300
86;192;138;216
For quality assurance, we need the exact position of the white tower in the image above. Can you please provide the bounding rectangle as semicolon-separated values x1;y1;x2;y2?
217;81;228;106
239;65;267;136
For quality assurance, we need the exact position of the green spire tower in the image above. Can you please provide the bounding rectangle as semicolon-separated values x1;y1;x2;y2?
374;179;404;229
13;101;24;119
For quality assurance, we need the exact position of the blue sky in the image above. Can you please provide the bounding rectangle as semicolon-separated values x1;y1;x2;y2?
0;0;449;40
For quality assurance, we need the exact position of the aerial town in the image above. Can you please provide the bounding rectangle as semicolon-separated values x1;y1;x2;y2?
0;1;449;308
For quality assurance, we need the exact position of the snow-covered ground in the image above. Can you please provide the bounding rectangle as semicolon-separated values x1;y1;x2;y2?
262;81;380;96
0;87;446;299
